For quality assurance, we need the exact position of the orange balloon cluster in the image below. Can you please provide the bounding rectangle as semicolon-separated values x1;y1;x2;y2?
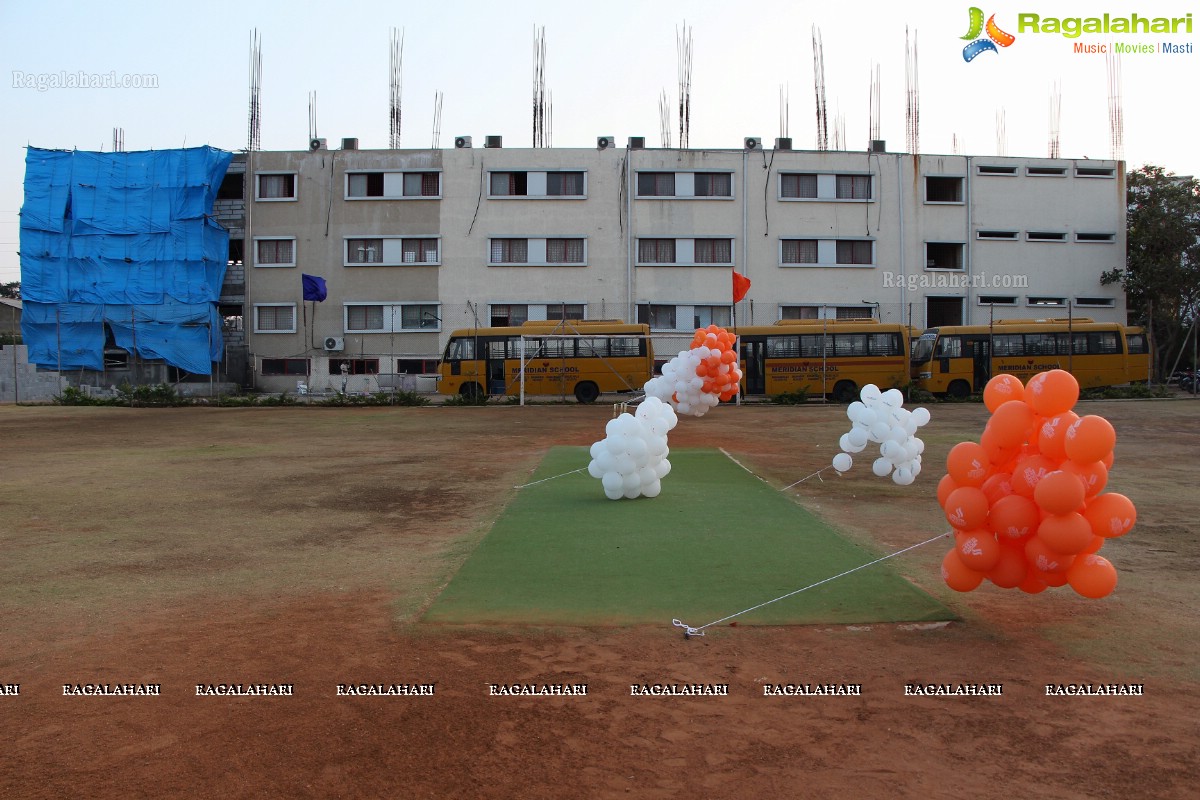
939;370;1135;599
690;325;743;402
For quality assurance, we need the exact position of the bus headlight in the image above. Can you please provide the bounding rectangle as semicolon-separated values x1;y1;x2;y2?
918;371;932;379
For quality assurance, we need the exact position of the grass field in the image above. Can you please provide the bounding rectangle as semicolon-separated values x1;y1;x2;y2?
426;446;953;626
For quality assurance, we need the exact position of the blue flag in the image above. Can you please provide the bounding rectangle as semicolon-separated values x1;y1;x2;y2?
302;274;327;302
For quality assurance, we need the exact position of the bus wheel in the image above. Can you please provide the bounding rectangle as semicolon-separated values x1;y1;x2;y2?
574;381;600;404
832;380;858;403
947;379;971;399
460;382;484;400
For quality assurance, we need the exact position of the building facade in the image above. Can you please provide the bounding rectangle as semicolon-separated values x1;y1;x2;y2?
237;138;1126;393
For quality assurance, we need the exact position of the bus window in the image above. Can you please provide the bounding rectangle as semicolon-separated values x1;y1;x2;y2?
541;338;572;358
991;333;1023;356
1089;331;1120;354
1127;333;1148;354
767;335;799;358
911;334;936;363
446;337;475;360
833;333;868;356
1025;333;1057;355
799;334;826;358
868;332;901;356
576;337;604;357
609;336;641;356
934;335;962;358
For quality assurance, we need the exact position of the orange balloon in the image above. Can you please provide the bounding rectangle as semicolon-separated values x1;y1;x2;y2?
1058;459;1108;497
1033;470;1087;515
956;529;1002;572
988;493;1040;541
937;474;960;508
983;374;1025;412
1036;410;1080;463
986;546;1028;588
1102;450;1114;469
1066;554;1118;599
1026;369;1080;417
1036;568;1069;588
695;363;709;377
1010;454;1058;498
1082;535;1105;555
946;442;991;487
1064;415;1117;464
720;349;736;364
1025;536;1076;574
942;548;985;592
980;426;1020;468
1037;512;1094;555
981;472;1015;505
944;486;990;531
1083;492;1136;538
987;400;1036;448
1018;572;1048;594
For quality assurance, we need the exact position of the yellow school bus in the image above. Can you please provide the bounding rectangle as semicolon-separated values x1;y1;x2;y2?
910;318;1151;398
436;320;654;403
736;319;911;402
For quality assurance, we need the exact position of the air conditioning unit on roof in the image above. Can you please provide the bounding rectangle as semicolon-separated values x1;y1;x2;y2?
454;135;472;149
744;137;762;151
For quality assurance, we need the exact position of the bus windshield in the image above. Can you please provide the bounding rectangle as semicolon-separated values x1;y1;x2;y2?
911;334;936;363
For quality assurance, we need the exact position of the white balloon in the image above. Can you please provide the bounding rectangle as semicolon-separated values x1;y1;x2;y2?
614;454;636;475
847;401;866;422
589;441;605;459
587;460;604;479
860;384;882;403
912;437;925;454
654;459;672;479
912;407;931;427
887;426;907;444
642;479;662;498
869;421;891;442
604;486;624;500
872;457;893;477
832;452;853;472
622;472;641;492
602;471;623;492
626;436;648;461
910;460;923;477
882;388;904;407
623;486;641;499
893;467;915;486
847;427;869;448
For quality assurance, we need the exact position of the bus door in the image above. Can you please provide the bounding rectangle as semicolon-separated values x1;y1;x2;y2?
971;337;991;390
485;338;508;395
741;338;766;394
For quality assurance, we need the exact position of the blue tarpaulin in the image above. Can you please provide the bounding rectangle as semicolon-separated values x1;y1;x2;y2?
20;146;233;375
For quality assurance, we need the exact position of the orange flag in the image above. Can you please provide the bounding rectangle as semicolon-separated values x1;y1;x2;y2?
732;271;752;303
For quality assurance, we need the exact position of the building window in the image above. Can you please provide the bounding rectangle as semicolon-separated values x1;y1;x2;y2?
217;173;244;200
546;238;586;264
977;165;1018;176
1075;297;1116;308
836;175;871;200
401;304;439;329
693;305;732;328
637;172;676;197
546;172;584;196
836;307;874;320
638;304;677;330
693;238;732;264
328;358;379;375
1027;296;1067;307
261;358;309;376
1027;231;1068;242
781;239;819;264
347;305;385;332
490;172;529;196
926;242;965;270
254;304;296;333
638;239;677;264
780;174;818;199
978;295;1018;305
1076;232;1116;243
490;239;530;264
255;238;295;267
490;304;528;326
346;171;439;198
1027;166;1067;177
257;173;296;200
347;173;385;197
397;358;439;374
781;305;820;320
835;240;873;265
1075;166;1115;178
693;173;732;197
402;238;439;263
925;176;963;203
546;303;586;321
977;230;1019;240
347;238;384;263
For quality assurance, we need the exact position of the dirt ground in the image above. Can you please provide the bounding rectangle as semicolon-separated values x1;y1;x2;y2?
1;398;1197;799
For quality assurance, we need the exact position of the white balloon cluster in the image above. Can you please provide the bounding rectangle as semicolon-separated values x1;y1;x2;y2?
644;352;712;417
587;396;679;500
832;384;931;486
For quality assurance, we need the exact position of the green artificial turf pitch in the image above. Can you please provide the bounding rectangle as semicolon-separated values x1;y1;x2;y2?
423;447;954;627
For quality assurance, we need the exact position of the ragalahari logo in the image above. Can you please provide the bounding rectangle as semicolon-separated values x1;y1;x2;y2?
961;7;1016;61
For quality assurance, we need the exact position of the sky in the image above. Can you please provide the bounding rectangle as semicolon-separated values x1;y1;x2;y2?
1;0;1196;284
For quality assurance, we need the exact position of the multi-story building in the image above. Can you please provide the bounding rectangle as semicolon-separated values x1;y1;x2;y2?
240;137;1125;393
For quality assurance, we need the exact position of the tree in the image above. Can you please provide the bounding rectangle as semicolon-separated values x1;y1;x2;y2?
0;281;19;299
1102;165;1200;380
